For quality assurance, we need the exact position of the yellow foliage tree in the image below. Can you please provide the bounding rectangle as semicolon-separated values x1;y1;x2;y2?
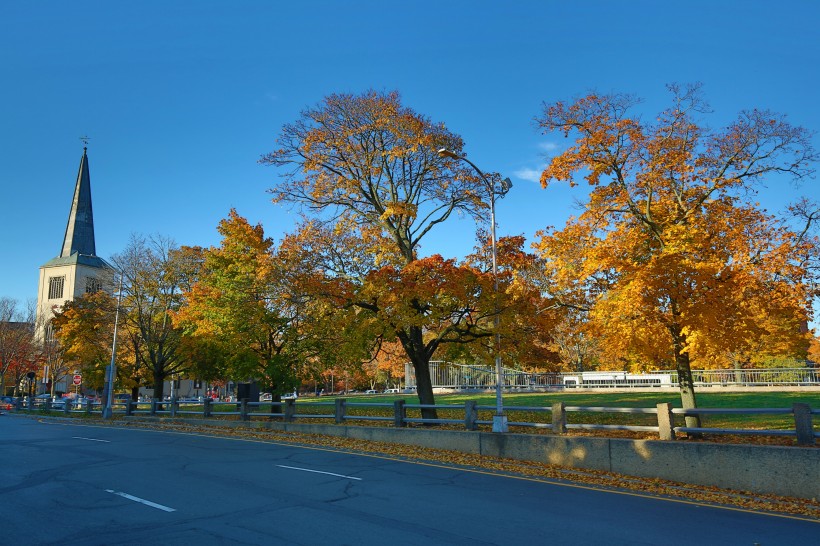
535;84;817;426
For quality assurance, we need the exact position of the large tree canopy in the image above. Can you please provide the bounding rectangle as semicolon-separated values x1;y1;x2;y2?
535;84;818;425
261;89;483;263
261;90;501;416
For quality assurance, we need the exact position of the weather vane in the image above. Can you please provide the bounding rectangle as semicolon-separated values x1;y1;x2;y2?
79;135;90;147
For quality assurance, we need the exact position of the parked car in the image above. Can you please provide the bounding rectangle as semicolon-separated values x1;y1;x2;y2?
0;396;14;411
31;394;52;406
260;393;273;401
383;389;400;394
364;390;378;394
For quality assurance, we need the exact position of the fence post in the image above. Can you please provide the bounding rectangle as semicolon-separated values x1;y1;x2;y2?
125;400;133;416
393;399;407;428
284;398;296;422
240;399;249;421
86;399;93;415
45;399;52;412
203;397;212;418
15;398;22;410
335;398;347;424
464;400;478;430
793;403;814;446
170;397;178;418
63;400;71;415
552;402;567;434
28;397;34;410
150;399;157;416
656;402;675;440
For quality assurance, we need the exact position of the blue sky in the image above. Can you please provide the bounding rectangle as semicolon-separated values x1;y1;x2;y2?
1;1;818;308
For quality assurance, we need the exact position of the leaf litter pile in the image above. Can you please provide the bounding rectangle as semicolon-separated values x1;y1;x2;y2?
87;417;819;521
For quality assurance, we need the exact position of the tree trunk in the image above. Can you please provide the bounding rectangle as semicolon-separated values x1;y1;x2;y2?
153;369;165;410
412;356;437;421
669;323;701;430
399;325;438;421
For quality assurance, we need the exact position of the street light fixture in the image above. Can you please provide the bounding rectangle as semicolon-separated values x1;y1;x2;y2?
438;148;512;433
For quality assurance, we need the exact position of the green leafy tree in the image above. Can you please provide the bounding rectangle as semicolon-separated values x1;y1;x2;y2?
175;210;307;396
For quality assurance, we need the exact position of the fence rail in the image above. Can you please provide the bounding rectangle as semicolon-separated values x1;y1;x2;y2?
404;363;820;390
7;396;817;446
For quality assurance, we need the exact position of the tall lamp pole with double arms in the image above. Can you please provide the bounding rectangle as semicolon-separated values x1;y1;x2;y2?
437;148;512;432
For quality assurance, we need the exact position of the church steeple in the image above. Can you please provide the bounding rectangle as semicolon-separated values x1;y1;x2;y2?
60;146;97;257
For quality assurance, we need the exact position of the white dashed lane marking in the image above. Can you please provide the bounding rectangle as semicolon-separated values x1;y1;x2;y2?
277;464;363;480
105;489;176;512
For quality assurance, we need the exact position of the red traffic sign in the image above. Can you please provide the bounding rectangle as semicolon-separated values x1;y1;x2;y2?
72;375;82;386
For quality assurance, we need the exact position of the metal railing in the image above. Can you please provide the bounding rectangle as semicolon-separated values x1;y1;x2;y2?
404;363;820;390
8;396;817;446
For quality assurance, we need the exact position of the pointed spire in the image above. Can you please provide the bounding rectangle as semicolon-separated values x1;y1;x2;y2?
60;147;97;257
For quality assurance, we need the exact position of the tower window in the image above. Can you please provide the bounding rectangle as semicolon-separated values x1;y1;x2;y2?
85;277;102;294
48;276;65;300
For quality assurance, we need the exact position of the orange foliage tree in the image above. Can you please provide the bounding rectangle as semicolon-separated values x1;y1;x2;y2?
535;84;817;425
456;234;561;372
261;90;497;416
361;340;408;390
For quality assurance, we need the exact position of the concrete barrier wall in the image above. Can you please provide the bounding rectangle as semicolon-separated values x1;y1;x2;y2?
151;417;819;500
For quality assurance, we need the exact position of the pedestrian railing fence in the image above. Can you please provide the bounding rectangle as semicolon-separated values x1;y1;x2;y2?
9;396;818;446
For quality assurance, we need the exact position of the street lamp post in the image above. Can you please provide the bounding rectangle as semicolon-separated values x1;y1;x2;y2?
102;272;124;419
438;148;512;433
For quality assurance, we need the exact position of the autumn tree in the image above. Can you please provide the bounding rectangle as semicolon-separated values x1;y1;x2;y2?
361;340;407;390
175;210;313;397
51;291;147;397
51;292;116;390
536;84;817;426
112;235;189;401
276;220;402;391
808;335;820;365
262;90;494;414
358;254;499;371
459;234;561;372
0;298;35;396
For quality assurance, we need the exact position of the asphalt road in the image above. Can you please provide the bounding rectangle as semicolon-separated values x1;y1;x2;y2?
0;415;816;545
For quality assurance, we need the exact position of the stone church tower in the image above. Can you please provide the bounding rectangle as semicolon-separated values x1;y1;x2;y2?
35;146;112;343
